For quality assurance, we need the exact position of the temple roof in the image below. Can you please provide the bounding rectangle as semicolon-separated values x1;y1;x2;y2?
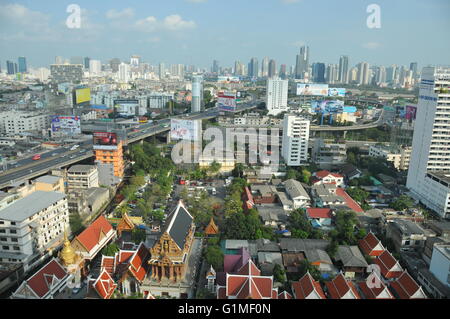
205;217;219;235
163;201;193;250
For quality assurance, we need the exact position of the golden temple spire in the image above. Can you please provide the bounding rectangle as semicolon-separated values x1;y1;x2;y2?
60;228;77;266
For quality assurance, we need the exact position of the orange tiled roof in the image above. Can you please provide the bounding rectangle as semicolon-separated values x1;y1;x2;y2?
359;232;385;257
292;272;326;299
93;269;117;299
76;215;114;252
325;274;361;299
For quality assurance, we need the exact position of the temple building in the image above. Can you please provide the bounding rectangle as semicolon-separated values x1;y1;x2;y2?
148;201;195;283
116;213;135;237
204;217;219;236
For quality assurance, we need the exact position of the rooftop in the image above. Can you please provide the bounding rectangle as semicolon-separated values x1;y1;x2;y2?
68;164;96;173
34;175;61;185
391;219;426;236
0;191;66;222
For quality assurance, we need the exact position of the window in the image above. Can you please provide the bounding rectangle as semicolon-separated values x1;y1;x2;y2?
10;229;17;234
2;246;9;250
11;238;18;243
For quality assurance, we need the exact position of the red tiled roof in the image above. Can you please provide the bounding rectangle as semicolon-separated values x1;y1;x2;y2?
292;272;326;299
335;188;364;213
278;291;293;299
25;259;68;298
93;269;117;299
359;232;385;257
101;256;115;275
358;278;394;299
325;274;361;299
76;215;114;252
306;208;333;219
375;250;403;279
315;170;331;179
389;271;427;299
128;243;150;282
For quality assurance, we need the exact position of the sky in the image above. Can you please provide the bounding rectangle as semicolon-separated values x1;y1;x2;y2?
0;0;449;70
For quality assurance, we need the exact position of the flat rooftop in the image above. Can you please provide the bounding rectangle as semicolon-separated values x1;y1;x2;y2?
35;175;61;185
0;191;66;222
68;164;96;173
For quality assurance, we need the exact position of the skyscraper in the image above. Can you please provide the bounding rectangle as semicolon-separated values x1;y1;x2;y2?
18;57;27;73
89;60;102;75
410;62;418;77
338;55;349;84
282;114;310;166
110;58;120;73
212;60;219;74
6;61;15;75
279;64;287;79
84;57;90;69
357;62;370;85
130;55;141;67
326;64;338;84
159;63;165;79
248;58;259;78
266;77;288;116
295;45;309;80
261;57;269;77
406;66;450;218
191;75;204;113
312;63;326;83
118;62;130;83
268;59;277;78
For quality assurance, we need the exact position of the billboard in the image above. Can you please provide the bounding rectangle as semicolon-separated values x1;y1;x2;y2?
405;105;417;120
51;116;81;135
75;87;91;105
170;119;200;141
217;76;240;83
311;100;344;113
328;88;346;97
114;99;139;116
217;92;237;112
93;132;119;150
296;84;329;96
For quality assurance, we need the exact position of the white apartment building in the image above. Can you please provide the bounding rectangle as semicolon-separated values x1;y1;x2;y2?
282;114;310;166
67;165;99;193
89;59;102;76
118;62;130;83
266;78;288;116
369;145;411;170
0;191;69;271
407;67;450;219
429;244;450;287
0;111;49;135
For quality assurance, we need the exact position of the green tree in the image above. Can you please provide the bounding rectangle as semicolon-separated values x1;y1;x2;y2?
131;228;146;244
69;212;85;235
273;263;286;283
205;245;224;272
102;242;119;256
390;195;414;211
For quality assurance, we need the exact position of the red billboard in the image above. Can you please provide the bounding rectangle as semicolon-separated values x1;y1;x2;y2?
93;132;118;150
405;105;417;120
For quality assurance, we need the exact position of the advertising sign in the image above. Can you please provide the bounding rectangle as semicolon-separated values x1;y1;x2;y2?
51;116;81;135
297;84;329;96
114;99;139;116
405;105;417;120
218;92;237;112
311;100;344;113
75;87;91;104
217;76;240;83
170;119;200;141
328;88;346;97
93;132;118;150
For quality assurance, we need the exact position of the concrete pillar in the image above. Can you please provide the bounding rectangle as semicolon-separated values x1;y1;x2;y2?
169;265;174;282
166;132;171;144
343;130;347;139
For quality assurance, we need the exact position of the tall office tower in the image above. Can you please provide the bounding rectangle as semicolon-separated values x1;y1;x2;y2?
55;56;64;64
357;62;370;85
18;57;27;73
282;114;310;166
234;61;244;76
212;60;219;74
338;55;349;84
171;64;185;78
410;62;418;77
312;63;326;83
279;64;287;79
376;66;387;85
349;67;358;83
89;60;102;75
248;57;259;78
191;75;204;113
325;64;338;84
261;57;269;77
159;63;165;79
406;67;450;218
118;62;130;83
110;58;120;73
268;59;277;78
130;55;141;67
50;64;83;84
266;77;288;116
295;45;309;79
386;65;396;84
6;61;15;75
84;57;90;69
70;56;83;65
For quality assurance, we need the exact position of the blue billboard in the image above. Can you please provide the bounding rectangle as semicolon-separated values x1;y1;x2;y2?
328;88;346;97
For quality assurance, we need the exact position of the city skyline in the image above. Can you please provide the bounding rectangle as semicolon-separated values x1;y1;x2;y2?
1;0;449;69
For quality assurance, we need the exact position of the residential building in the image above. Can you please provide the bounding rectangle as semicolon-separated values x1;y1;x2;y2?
386;219;428;252
118;62;130;83
67;165;99;193
334;246;368;278
266;78;288;116
312;139;347;169
34;175;65;193
283;179;311;209
312;170;344;187
282;114;310;166
306;208;333;227
0;111;49;135
50;64;83;84
93;139;124;179
191;75;203;113
338;55;349;84
406;67;450;218
429;244;450;288
0;191;69;271
369;144;411;170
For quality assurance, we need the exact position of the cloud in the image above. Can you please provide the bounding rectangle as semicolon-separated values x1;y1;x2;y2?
106;8;135;19
135;14;196;32
362;42;381;49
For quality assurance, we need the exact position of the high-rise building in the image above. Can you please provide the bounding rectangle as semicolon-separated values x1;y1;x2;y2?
89;60;102;76
376;66;387;85
282;114;310;166
268;59;277;78
295;45;309;79
326;64;338;84
191;75;203;113
338;55;349;84
18;56;27;73
312;63;326;83
118;62;130;83
110;58;120;73
279;64;287;79
130;55;141;67
357;62;370;85
6;60;15;75
266;77;288;116
234;61;244;76
248;58;259;78
410;62;418;77
212;60;220;74
159;63;165;79
261;57;269;77
50;64;83;84
84;57;90;70
406;66;450;218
